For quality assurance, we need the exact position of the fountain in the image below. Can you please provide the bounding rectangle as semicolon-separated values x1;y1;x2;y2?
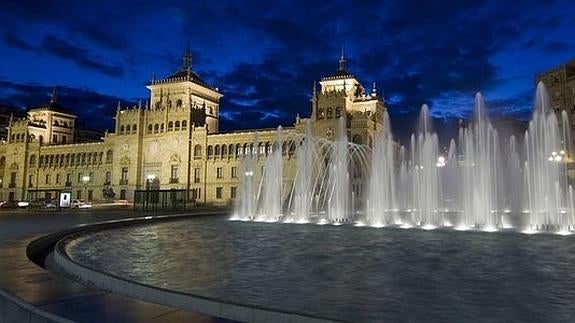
233;82;575;234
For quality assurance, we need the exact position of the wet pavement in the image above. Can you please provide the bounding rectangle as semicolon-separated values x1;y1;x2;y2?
0;207;230;322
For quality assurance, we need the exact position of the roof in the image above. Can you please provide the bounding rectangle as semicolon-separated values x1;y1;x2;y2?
151;69;220;92
321;68;356;81
28;101;75;116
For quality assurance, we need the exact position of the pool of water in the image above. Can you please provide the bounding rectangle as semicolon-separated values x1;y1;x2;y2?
65;216;575;322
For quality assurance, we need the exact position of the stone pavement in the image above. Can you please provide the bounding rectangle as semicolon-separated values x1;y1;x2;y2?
0;207;233;322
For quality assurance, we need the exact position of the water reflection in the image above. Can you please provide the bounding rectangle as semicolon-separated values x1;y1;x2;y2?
67;217;575;322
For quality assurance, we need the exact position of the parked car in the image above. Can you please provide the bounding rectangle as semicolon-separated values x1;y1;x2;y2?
72;199;91;209
0;200;18;209
30;198;58;209
17;200;30;208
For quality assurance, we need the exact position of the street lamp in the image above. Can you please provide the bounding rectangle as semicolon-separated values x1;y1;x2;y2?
436;156;446;168
81;175;90;200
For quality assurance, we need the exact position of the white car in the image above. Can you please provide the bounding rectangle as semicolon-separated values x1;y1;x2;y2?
72;199;92;209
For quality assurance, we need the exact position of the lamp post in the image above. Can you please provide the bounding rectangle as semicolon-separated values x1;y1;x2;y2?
81;175;90;200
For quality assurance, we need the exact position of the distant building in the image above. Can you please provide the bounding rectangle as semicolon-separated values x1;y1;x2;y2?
536;59;575;128
0;105;26;141
0;50;387;204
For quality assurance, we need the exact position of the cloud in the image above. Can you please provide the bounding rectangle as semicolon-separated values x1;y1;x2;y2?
0;79;136;131
41;35;125;77
2;31;33;50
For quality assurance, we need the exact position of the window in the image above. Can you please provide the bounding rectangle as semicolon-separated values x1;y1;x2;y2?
194;144;202;158
154;124;159;133
29;155;36;167
120;125;125;134
216;167;223;179
88;190;93;201
168;121;174;132
106;150;113;163
10;172;16;186
147;124;152;134
216;187;223;199
231;187;237;199
62;136;67;144
120;189;126;200
194;168;201;183
56;174;60;184
207;146;214;158
231;167;237;178
171;165;179;181
175;121;180;130
126;125;131;134
67;173;72;184
77;190;82;199
121;168;128;180
89;172;94;182
105;171;111;183
28;175;33;186
182;120;187;130
133;124;137;132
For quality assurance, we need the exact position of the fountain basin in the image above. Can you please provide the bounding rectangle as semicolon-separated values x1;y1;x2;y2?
56;215;575;322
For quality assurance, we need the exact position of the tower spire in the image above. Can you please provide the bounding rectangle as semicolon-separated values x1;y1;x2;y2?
183;46;192;73
339;46;346;71
50;87;57;104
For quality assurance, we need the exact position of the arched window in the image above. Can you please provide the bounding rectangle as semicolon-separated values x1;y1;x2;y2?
265;142;271;155
160;123;164;132
0;156;5;168
168;121;174;132
222;144;227;156
133;124;137;132
182;120;187;130
29;154;36;167
327;107;333;118
154;124;159;133
147;124;152;134
120;125;125;134
335;107;342;118
214;145;220;157
106;150;113;163
229;144;234;157
175;121;180;131
126;125;131;134
352;135;362;145
194;145;202;157
318;108;324;119
176;99;182;108
243;143;249;155
207;145;214;158
15;134;20;141
259;142;265;155
236;144;241;157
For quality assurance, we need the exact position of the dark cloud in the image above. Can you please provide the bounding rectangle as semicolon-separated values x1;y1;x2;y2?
41;35;125;77
0;79;136;131
2;32;33;50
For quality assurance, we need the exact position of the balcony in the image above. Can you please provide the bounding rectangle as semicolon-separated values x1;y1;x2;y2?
169;178;179;184
119;179;128;185
65;181;72;187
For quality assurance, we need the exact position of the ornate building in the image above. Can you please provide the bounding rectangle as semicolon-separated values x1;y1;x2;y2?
536;59;575;128
0;50;386;206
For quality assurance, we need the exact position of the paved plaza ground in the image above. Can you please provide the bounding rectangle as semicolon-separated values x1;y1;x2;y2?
0;206;233;322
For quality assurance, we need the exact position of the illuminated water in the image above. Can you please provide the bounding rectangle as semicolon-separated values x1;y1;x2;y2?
66;217;575;322
233;83;575;234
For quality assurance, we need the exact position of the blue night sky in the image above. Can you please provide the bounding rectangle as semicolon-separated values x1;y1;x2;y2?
0;0;574;141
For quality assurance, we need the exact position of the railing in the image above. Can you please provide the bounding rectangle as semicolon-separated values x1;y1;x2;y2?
119;179;128;185
104;181;111;186
169;178;179;184
65;181;72;187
